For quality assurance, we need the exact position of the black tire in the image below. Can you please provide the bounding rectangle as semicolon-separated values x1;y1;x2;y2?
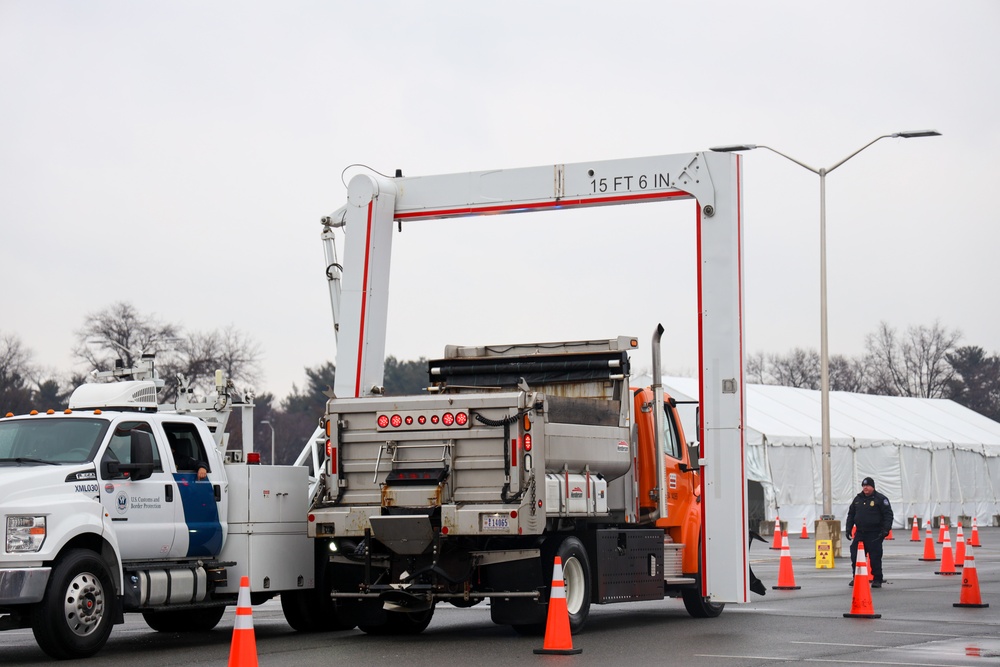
358;606;435;636
549;536;592;633
681;587;725;618
141;606;226;632
31;549;115;660
280;589;356;632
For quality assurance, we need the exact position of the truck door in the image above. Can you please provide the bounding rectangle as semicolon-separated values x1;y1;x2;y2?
660;404;697;520
162;421;224;557
98;421;179;559
660;402;702;574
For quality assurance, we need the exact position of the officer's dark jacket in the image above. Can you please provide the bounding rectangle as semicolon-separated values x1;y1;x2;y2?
846;490;893;536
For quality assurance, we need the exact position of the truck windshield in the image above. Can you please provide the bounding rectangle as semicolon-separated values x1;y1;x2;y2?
0;418;111;465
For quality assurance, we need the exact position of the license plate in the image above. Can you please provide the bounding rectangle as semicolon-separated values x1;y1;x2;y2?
481;514;510;531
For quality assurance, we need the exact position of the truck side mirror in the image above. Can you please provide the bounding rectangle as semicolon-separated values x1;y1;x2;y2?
685;443;701;471
103;430;156;481
125;430;155;481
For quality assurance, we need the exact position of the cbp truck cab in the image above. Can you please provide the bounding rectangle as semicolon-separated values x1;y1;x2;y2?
0;373;319;660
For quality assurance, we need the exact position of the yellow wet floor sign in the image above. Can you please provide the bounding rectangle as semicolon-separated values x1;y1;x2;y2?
816;540;834;569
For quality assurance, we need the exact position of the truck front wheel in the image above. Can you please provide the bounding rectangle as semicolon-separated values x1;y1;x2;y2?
681;587;725;618
31;549;115;660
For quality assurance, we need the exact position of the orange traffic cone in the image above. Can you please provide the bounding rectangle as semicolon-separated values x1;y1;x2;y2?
886;528;895;540
800;517;809;539
954;524;966;569
771;517;782;550
866;553;874;582
910;516;920;541
919;522;937;561
970;517;982;547
937;517;947;544
844;542;880;619
936;530;958;575
772;532;801;590
953;551;989;608
533;557;583;655
228;576;258;667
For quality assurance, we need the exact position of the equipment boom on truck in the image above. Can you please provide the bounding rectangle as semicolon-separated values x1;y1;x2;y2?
309;150;749;632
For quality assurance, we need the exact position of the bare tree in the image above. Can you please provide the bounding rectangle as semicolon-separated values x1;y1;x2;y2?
0;332;36;414
73;302;181;372
828;354;870;393
768;348;821;389
159;326;263;401
73;303;262;404
864;320;961;397
745;351;767;384
0;332;34;388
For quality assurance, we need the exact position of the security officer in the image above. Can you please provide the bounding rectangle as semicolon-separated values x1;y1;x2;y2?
845;476;893;588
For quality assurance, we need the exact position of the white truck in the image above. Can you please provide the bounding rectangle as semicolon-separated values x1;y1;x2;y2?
0;360;333;659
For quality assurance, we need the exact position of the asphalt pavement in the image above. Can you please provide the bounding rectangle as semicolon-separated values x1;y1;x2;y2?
2;527;997;666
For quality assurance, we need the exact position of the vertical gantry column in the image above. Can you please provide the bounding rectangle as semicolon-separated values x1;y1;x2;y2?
334;173;397;398
697;151;748;603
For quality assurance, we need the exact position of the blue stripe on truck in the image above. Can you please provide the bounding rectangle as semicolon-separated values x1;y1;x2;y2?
174;473;223;556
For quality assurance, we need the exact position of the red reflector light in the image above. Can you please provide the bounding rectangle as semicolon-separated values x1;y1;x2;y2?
442;412;454;426
405;415;414;425
330;447;337;473
308;513;315;522
418;415;426;424
377;415;390;428
431;415;440;424
510;510;517;519
523;434;532;451
441;526;449;535
326;439;333;457
390;414;402;428
247;452;261;464
455;412;468;426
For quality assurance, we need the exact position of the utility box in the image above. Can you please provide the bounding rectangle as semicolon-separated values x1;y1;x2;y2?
907;516;921;529
932;515;951;528
815;519;842;558
957;515;971;526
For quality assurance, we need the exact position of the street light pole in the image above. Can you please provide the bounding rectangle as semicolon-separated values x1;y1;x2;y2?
260;420;275;465
711;130;940;520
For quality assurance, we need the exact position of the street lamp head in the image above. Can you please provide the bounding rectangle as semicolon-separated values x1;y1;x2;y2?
895;129;941;138
710;144;757;153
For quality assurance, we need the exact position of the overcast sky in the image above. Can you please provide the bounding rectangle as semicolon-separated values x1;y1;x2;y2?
2;1;997;400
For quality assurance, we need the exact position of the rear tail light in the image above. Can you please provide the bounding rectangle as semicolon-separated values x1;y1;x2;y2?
375;410;471;431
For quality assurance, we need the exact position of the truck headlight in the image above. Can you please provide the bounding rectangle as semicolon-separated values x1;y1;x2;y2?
6;515;46;553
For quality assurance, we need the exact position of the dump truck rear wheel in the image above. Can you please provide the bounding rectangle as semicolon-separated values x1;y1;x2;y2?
358;606;435;635
549;536;591;633
280;589;356;632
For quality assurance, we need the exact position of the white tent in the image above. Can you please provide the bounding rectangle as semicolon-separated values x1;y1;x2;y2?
658;376;1000;530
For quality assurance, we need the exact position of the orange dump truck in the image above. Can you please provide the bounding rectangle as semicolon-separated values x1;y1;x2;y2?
307;332;726;635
